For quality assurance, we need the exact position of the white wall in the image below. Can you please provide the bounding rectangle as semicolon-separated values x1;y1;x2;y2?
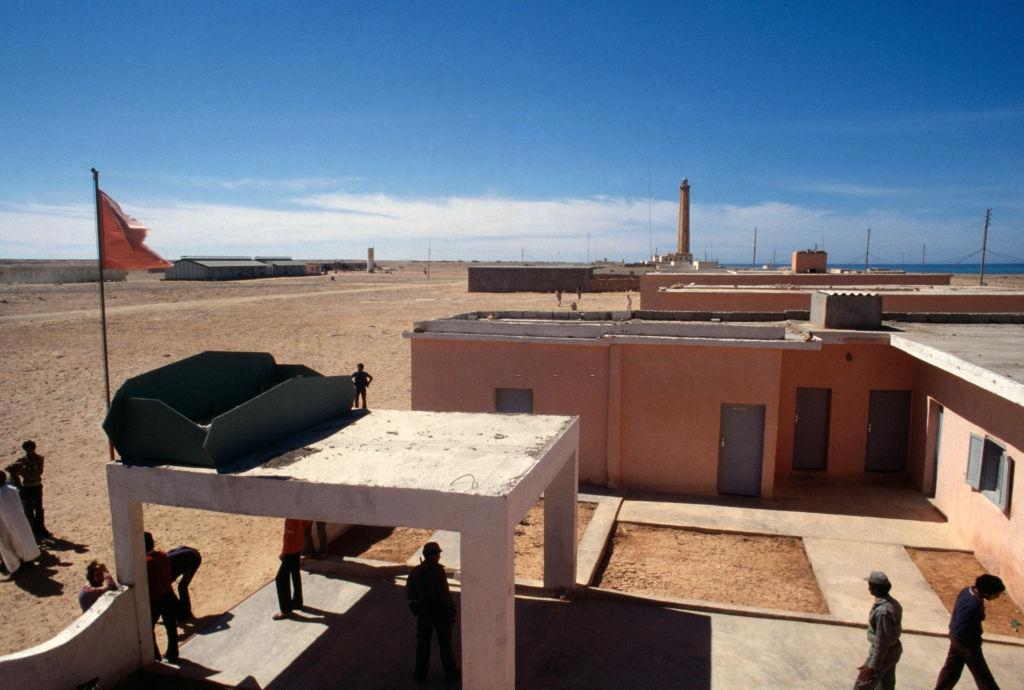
0;589;141;689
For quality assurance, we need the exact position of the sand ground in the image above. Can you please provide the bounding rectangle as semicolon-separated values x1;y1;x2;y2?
1;267;1020;655
0;264;625;655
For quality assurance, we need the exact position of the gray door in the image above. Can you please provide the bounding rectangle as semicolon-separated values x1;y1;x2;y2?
495;388;533;413
865;390;912;472
717;404;766;496
793;388;831;470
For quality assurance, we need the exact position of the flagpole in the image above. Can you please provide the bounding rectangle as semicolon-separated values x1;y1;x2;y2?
92;168;115;461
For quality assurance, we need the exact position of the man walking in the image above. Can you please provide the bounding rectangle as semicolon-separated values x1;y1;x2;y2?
856;571;903;690
7;440;49;539
407;541;458;684
934;574;1006;690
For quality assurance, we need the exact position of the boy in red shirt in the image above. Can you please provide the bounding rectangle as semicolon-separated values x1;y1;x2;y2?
273;518;309;620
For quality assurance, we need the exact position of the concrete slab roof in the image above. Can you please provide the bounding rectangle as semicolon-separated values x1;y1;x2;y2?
662;284;1024;295
120;409;577;498
189;260;268;268
890;324;1024;407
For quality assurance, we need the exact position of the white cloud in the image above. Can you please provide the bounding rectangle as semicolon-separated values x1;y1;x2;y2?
0;192;1016;264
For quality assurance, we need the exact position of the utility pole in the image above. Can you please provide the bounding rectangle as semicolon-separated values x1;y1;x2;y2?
772;246;777;271
521;247;524;263
648;170;653;260
427;244;431;279
751;226;758;269
901;252;906;272
587;232;591;264
980;208;991;286
864;228;871;271
921;244;926;273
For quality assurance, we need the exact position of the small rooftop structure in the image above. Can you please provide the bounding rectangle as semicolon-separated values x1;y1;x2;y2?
103;352;353;468
810;291;883;330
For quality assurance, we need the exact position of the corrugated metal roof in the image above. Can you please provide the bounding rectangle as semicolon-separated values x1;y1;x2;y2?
188;260;268;268
264;260;308;266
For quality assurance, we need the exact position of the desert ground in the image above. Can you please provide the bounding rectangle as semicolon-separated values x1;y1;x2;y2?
2;266;1022;656
0;263;627;655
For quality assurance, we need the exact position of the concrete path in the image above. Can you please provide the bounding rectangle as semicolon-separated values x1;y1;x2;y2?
618;499;967;549
170;574;1024;689
803;538;951;632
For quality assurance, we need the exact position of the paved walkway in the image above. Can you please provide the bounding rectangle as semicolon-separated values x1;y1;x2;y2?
618;499;968;634
170;573;1024;689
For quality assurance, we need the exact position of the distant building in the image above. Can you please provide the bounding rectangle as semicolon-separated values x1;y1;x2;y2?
164;256;312;281
792;250;828;274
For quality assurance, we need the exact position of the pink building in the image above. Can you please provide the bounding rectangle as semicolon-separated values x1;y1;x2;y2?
791;249;828;273
407;308;1023;604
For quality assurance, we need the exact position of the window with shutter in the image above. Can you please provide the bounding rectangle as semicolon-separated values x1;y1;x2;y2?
997;456;1014;514
966;435;984;489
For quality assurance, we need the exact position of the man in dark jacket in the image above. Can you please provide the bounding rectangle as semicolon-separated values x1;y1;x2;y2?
407;541;458;684
934;573;1005;689
145;532;179;663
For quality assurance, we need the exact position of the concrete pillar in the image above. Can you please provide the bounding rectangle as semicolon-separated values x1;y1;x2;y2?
108;480;152;668
677;178;690;257
367;247;375;273
460;510;514;689
543;450;578;590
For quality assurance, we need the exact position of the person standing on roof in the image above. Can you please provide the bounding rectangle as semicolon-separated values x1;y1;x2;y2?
351;363;374;410
407;541;459;684
855;571;903;690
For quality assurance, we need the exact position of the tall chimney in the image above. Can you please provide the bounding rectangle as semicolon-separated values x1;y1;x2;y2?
677;178;690;256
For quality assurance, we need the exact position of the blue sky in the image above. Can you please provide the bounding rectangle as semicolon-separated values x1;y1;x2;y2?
1;2;1022;264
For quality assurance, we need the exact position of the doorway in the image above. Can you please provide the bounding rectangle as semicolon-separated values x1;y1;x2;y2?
865;390;912;472
717;403;766;496
793;387;831;470
495;388;533;413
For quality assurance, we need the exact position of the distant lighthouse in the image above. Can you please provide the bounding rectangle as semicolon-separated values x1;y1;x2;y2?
677;178;691;258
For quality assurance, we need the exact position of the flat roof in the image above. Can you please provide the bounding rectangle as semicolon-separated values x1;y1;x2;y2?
122;409;577;498
662;284;1024;295
188;260;268;268
407;311;816;349
890;324;1024;407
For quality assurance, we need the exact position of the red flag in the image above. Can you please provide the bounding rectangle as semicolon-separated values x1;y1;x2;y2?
98;191;172;270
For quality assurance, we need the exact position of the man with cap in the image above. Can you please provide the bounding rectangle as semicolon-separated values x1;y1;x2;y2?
856;571;903;690
406;541;458;684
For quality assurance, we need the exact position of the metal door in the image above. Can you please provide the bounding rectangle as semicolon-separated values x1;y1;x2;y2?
717;404;766;496
495;388;533;413
865;390;912;472
793;388;831;470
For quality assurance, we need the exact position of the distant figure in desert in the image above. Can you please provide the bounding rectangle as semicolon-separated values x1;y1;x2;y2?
407;541;459;683
556;289;562;306
273;518;308;620
855;571;902;690
626;292;633;311
570;301;578;311
576;285;582;301
6;440;50;539
352;363;374;409
0;469;40;576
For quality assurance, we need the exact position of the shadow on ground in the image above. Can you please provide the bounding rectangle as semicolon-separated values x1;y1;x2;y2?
164;575;711;689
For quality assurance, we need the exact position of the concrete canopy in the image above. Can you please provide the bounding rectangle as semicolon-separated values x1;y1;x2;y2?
107;409;580;689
